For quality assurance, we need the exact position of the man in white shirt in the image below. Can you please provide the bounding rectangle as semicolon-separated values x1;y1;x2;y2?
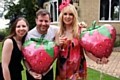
24;9;59;80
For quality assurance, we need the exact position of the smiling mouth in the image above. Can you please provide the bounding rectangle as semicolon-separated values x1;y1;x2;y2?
41;26;47;30
19;31;25;35
20;33;24;36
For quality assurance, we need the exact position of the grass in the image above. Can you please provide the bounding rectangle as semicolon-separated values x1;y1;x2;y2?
87;68;119;80
0;42;2;61
0;42;120;80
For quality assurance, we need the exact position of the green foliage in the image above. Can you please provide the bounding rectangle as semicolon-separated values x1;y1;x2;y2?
0;42;2;61
114;40;120;47
0;28;10;41
4;0;41;30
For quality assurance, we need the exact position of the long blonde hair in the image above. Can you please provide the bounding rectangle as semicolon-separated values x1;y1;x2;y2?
58;4;79;38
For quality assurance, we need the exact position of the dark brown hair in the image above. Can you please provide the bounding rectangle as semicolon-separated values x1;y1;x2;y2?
4;17;29;44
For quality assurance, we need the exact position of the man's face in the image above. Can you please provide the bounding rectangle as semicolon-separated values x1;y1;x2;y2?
35;14;51;34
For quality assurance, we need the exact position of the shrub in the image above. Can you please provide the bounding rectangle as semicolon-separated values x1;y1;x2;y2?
0;30;5;41
0;29;9;41
114;40;120;47
0;34;5;41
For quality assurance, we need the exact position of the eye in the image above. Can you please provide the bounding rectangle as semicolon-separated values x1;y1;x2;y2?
69;13;73;16
45;20;49;23
16;25;20;28
39;20;43;22
64;13;67;15
22;25;27;27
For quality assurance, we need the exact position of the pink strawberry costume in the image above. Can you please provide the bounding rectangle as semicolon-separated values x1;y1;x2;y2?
56;38;87;80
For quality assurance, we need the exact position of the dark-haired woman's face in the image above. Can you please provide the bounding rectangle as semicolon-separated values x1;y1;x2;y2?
15;20;29;38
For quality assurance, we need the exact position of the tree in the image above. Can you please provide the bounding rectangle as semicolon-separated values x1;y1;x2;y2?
4;0;40;29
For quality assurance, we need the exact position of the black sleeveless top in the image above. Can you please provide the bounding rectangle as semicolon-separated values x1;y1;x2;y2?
0;37;23;80
9;37;23;80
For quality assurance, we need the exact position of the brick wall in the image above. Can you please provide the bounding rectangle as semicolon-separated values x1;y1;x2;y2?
78;0;120;40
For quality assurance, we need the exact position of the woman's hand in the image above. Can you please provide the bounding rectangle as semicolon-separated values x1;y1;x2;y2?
29;70;42;80
59;35;67;46
85;50;109;64
96;57;109;64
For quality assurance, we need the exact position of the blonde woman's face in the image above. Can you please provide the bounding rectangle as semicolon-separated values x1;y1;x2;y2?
62;10;74;26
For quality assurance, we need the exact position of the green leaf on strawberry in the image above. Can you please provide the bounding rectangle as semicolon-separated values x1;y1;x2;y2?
97;25;112;39
80;21;112;39
23;38;57;58
22;40;34;48
43;41;55;58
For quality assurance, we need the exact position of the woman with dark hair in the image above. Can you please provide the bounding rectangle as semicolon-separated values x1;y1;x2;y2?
1;17;29;80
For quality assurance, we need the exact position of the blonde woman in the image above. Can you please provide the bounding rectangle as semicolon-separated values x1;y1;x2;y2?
55;1;108;80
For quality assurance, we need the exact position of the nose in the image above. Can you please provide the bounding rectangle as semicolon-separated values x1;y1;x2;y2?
41;21;46;25
20;26;24;30
66;14;70;18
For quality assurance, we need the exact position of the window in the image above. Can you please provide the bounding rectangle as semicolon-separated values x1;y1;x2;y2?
100;0;120;21
45;0;75;22
44;0;62;22
50;0;57;22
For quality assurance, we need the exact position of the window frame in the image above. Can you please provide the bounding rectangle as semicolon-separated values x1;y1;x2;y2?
99;0;120;22
48;0;59;24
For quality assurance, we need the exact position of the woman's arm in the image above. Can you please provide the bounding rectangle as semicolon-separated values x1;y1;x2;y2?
84;50;109;64
2;39;13;80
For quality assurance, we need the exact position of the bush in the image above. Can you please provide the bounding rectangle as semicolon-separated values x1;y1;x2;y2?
0;29;9;41
0;34;5;41
114;40;120;47
0;30;5;41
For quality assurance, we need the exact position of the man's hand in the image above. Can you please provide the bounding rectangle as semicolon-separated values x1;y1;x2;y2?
78;21;87;28
29;70;42;80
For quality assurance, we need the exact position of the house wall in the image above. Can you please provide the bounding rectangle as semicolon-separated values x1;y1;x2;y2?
45;0;120;40
78;0;120;40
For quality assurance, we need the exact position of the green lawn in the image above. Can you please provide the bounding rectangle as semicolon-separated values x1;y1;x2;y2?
0;42;2;61
0;42;120;80
88;68;119;80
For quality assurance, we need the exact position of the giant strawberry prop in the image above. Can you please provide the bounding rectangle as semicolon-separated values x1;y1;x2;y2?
80;21;116;58
22;36;59;74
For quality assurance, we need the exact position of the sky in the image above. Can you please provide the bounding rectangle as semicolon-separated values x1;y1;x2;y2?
0;18;9;29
